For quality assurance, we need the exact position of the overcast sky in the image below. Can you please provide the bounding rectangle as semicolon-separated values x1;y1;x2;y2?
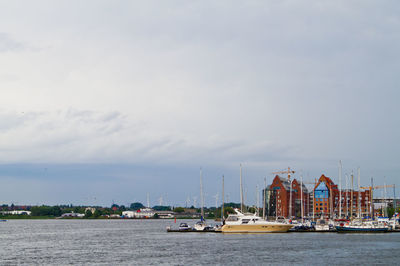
0;1;399;207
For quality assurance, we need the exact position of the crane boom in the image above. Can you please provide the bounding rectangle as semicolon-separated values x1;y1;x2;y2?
272;167;295;181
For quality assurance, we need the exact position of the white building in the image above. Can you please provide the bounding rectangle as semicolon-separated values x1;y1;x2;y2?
1;210;31;215
61;212;85;218
122;208;155;218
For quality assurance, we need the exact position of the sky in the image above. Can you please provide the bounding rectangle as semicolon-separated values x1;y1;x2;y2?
0;1;399;207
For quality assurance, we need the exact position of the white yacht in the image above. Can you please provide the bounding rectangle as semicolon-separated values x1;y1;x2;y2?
315;218;330;231
221;209;293;233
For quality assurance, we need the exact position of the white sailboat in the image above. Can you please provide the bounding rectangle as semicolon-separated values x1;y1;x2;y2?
194;168;209;231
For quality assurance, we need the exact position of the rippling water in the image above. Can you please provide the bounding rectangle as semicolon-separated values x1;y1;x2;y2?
0;219;398;265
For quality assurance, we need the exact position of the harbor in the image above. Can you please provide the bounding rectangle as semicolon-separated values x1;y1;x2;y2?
165;165;400;234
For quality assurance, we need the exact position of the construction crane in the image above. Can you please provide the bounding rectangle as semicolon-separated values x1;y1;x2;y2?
272;167;295;181
360;184;395;199
360;184;395;218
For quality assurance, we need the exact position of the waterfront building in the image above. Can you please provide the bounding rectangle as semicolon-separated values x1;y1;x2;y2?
264;175;308;218
313;174;339;218
313;174;371;218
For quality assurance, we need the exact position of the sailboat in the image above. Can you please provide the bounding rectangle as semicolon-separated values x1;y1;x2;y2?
193;168;211;231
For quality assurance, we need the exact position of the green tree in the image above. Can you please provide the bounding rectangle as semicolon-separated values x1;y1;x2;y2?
173;207;185;213
130;202;144;210
153;205;172;211
85;210;93;218
93;209;101;218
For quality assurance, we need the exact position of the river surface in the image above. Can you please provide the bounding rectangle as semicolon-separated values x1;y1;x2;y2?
0;219;398;265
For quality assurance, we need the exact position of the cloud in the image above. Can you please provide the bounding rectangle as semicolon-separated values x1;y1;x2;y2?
0;33;24;52
0;1;399;204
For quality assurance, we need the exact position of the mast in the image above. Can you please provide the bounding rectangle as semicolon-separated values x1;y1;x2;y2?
384;176;387;217
256;185;259;216
222;175;225;221
345;174;349;218
394;184;396;212
263;177;266;220
300;173;303;222
371;177;374;219
200;168;205;221
289;178;293;218
339;160;342;218
147;193;150;208
358;167;361;218
351;171;354;219
240;164;244;213
312;178;315;220
329;185;333;219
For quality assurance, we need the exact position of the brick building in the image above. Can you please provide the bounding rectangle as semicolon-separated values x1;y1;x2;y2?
264;175;308;218
313;174;371;218
313;174;339;217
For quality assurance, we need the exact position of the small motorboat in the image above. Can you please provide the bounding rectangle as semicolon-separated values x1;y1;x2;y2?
178;222;192;231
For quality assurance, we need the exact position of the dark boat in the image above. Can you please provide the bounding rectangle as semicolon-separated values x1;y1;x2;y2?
335;224;389;233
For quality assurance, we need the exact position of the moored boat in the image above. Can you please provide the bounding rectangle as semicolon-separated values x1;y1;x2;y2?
336;220;390;233
221;209;293;233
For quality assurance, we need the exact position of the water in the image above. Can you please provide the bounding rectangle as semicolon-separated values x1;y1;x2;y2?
0;219;398;265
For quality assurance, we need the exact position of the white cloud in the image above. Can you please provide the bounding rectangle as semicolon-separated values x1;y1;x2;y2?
0;1;399;204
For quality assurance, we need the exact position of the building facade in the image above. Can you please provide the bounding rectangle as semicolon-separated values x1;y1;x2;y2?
264;175;308;218
313;174;371;218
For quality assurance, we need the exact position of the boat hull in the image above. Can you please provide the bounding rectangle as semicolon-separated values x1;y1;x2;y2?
335;226;389;233
221;224;293;233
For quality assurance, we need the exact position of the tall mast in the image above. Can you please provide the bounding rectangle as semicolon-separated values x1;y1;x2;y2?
351;171;354;219
345;174;349;218
256;185;259;216
384;176;387;217
358;167;361;218
300;173;303;222
394;184;396;212
371;177;374;219
240;164;244;213
200;168;205;220
329;185;333;219
222;175;225;221
263;177;266;220
339;160;342;218
289;179;293;218
147;193;150;208
312;178;315;220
